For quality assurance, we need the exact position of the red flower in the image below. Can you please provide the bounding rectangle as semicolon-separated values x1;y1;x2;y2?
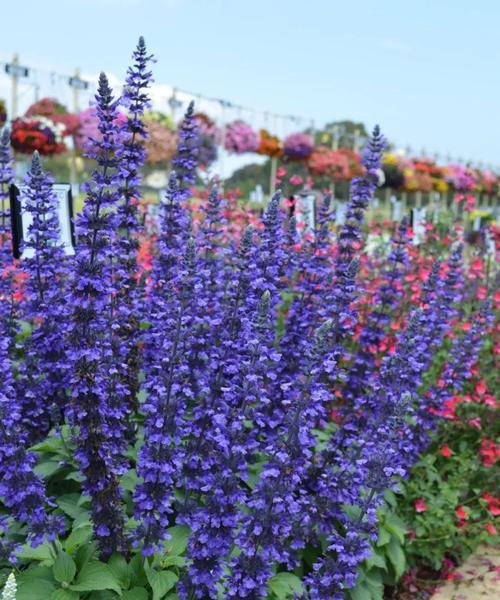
414;498;427;513
483;492;500;516
480;439;500;467
455;505;468;520
440;445;453;458
485;524;497;535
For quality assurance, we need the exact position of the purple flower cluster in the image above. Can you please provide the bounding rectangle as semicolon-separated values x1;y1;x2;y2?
17;152;69;441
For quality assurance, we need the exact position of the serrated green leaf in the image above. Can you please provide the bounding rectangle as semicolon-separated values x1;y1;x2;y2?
53;551;77;583
386;537;406;580
269;572;303;599
69;561;122;595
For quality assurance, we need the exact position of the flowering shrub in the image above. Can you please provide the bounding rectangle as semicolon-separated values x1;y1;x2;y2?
0;39;496;600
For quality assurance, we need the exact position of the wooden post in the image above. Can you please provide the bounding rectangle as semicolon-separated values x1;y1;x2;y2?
70;68;81;188
269;156;278;196
10;54;20;119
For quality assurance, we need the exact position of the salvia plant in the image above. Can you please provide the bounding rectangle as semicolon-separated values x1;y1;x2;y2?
0;38;494;600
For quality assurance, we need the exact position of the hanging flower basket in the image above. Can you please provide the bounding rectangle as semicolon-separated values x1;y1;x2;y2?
143;115;177;165
283;132;314;161
224;120;259;154
25;97;79;136
194;112;222;144
307;145;349;179
257;129;283;158
10;116;66;155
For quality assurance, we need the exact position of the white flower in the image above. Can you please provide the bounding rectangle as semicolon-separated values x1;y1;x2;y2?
1;573;16;600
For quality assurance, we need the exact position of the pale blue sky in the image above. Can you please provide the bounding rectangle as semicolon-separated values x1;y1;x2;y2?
2;0;499;167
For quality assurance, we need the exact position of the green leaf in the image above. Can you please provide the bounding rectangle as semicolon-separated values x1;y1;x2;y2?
386;538;406;580
164;526;190;556
31;437;63;454
74;542;97;572
17;566;56;600
18;541;54;564
64;524;93;553
51;590;80;600
383;514;407;544
69;561;122;595
347;584;370;600
122;588;148;600
108;554;131;590
128;555;147;588
121;469;141;493
34;459;63;478
376;527;391;547
269;572;303;599
53;552;77;583
160;555;186;568
145;566;178;600
57;494;85;519
365;550;387;571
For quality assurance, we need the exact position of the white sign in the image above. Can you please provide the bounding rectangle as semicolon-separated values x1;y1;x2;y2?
10;184;75;259
411;207;427;245
335;200;348;226
390;195;402;222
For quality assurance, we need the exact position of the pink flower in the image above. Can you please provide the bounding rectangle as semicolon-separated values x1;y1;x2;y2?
485;524;497;535
414;498;427;513
289;174;303;186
